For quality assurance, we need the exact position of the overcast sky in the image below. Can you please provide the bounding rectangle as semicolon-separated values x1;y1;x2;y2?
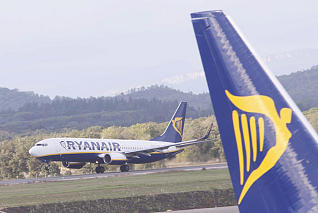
0;0;317;98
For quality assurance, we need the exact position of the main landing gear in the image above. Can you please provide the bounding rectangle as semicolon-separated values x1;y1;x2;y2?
95;166;105;174
120;164;129;172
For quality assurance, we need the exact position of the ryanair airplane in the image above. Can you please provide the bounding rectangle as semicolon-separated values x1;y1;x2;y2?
192;10;318;213
29;102;212;173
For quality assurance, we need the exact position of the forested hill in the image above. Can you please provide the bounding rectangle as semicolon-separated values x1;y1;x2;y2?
0;64;317;138
2;65;318;114
0;87;50;111
0;96;211;138
120;85;211;110
278;65;318;110
0;86;212;112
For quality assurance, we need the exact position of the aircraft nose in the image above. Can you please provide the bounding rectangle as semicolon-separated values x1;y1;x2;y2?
29;147;35;156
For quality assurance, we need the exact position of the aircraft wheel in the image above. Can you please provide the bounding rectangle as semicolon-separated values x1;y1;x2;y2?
100;166;105;174
120;164;129;172
96;166;105;174
95;166;101;174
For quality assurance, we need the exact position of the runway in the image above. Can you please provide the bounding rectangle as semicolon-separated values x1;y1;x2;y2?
0;163;227;186
157;206;239;213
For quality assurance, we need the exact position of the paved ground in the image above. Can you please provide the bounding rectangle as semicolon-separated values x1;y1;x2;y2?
0;206;238;213
157;206;239;213
0;163;227;186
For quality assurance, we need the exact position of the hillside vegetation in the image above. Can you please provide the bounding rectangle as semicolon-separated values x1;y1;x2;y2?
0;65;317;137
0;87;211;138
0;87;50;111
121;85;211;110
278;65;318;110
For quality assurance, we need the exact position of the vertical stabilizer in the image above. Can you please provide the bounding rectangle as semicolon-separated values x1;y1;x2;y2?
151;102;187;142
191;10;318;213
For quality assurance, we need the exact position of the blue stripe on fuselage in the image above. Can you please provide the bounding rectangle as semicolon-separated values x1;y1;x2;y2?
36;149;184;165
37;152;100;163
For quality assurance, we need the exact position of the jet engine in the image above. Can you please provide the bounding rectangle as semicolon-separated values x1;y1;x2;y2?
62;161;86;169
103;153;127;165
162;146;178;153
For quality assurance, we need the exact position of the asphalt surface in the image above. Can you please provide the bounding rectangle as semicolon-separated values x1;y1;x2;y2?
157;206;239;213
0;163;227;186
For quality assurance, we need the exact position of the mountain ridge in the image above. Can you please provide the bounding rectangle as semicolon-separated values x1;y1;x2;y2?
0;65;317;138
3;64;318;113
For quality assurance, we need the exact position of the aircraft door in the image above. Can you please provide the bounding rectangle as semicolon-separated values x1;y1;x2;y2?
59;139;68;161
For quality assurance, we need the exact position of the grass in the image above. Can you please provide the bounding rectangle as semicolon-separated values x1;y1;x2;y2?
0;169;231;208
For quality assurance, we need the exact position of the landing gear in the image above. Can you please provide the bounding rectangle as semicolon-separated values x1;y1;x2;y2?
45;164;50;171
95;166;105;174
120;164;129;172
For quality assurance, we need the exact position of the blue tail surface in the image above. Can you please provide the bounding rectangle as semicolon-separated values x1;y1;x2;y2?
191;10;318;213
151;102;187;142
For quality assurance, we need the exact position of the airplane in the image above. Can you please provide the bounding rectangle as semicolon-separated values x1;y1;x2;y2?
191;10;318;213
29;102;212;173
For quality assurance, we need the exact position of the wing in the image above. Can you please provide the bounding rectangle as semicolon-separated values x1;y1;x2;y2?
126;123;214;157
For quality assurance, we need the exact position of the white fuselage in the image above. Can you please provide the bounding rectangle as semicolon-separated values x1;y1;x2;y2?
29;138;182;165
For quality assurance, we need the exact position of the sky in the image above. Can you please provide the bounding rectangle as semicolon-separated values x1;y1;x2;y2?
0;0;317;98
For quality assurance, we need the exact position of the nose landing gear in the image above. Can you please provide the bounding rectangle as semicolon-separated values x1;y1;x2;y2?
120;164;129;172
44;162;50;171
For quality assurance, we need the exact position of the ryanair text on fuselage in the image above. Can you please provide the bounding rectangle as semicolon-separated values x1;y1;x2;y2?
61;140;121;152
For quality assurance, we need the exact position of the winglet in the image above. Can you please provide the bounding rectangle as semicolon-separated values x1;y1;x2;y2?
199;123;213;140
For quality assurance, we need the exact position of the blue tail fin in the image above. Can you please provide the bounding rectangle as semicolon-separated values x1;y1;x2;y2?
191;10;318;213
151;102;187;142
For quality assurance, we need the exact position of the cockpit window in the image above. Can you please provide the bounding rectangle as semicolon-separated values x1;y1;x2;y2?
36;143;48;146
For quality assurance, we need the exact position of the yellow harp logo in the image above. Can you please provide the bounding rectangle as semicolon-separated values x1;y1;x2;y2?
225;90;292;204
172;117;184;136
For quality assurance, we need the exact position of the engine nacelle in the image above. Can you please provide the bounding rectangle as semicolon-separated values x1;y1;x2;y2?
162;146;178;153
62;161;86;169
103;153;127;165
